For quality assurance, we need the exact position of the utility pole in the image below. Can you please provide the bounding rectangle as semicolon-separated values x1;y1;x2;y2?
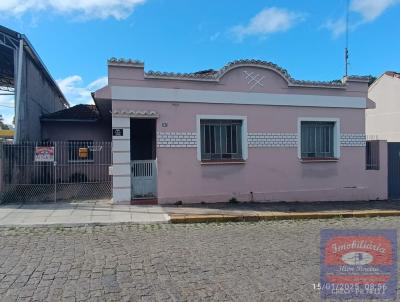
345;0;349;77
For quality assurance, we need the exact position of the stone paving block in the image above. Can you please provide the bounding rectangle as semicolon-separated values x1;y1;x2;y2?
1;217;399;300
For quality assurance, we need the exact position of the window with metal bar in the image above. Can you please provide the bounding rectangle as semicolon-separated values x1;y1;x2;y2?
200;120;243;160
301;121;335;159
366;140;380;170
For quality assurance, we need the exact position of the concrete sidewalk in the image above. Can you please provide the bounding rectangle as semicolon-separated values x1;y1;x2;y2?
0;200;170;226
162;200;400;223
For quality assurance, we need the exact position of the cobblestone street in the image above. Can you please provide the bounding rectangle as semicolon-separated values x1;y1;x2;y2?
0;217;399;301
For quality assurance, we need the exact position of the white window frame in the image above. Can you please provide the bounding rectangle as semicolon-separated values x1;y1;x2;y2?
196;115;248;161
297;117;340;159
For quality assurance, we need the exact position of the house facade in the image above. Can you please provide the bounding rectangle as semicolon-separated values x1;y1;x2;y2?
367;72;400;142
94;59;387;204
367;71;400;199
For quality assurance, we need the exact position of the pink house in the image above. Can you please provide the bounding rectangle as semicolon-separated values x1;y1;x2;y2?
94;59;387;204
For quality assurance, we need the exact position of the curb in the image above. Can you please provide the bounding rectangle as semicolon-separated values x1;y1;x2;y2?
0;220;170;229
169;210;400;224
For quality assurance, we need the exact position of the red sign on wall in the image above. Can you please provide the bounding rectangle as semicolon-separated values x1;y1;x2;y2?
34;147;55;162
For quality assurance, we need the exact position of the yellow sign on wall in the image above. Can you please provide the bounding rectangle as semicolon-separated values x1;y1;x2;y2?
79;147;89;158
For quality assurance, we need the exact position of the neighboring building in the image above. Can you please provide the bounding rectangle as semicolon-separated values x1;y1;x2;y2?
40;103;112;184
0;25;69;141
0;103;112;204
41;104;111;142
94;58;387;204
366;72;400;141
367;72;400;200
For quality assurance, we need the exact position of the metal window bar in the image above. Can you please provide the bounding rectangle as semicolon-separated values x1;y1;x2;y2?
200;120;243;160
366;140;380;170
132;160;154;177
301;122;335;159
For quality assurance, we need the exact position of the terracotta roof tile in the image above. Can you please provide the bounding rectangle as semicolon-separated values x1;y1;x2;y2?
41;104;99;121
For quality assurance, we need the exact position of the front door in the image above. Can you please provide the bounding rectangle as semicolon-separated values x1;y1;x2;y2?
130;118;157;199
388;143;400;200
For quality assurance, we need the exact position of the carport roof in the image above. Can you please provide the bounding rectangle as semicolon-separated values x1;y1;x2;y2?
0;25;69;108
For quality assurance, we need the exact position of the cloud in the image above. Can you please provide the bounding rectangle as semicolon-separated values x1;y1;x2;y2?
351;0;399;22
0;75;106;124
57;75;107;106
0;94;14;108
231;7;305;41
322;18;347;38
324;0;399;37
0;0;146;20
209;32;221;42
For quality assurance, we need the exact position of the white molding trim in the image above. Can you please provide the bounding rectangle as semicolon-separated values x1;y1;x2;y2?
196;115;248;161
111;86;367;109
297;117;341;159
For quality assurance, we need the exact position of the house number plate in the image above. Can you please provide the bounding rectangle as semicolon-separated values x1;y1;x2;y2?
113;128;124;136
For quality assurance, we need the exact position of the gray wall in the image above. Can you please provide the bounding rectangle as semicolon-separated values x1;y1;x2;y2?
16;50;67;141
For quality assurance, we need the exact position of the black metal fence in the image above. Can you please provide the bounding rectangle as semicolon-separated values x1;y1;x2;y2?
0;141;112;203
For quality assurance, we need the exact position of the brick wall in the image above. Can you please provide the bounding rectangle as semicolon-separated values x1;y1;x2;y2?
157;132;197;148
340;133;366;147
248;133;297;148
156;132;366;148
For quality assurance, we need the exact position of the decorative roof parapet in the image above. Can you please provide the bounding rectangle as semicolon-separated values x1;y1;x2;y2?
112;109;159;118
146;70;217;81
110;58;371;88
344;75;372;82
108;57;144;67
146;59;348;88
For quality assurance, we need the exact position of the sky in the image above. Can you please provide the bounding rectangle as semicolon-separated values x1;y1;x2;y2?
0;0;400;124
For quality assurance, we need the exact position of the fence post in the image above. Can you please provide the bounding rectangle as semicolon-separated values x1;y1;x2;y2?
54;142;57;203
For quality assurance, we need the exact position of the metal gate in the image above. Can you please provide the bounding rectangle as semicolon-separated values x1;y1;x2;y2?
131;160;157;199
388;143;400;200
0;141;112;203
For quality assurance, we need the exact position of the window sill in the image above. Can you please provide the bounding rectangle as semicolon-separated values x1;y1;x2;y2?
201;160;246;165
300;158;339;163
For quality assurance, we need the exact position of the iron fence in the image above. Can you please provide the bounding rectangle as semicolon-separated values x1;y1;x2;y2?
0;141;112;203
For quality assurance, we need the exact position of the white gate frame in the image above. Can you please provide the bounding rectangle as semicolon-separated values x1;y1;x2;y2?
131;160;157;199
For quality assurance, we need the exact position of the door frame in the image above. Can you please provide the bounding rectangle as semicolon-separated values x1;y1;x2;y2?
388;142;400;200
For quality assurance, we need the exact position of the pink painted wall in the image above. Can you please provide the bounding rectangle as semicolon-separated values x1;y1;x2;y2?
113;100;387;203
107;61;387;203
365;140;388;200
